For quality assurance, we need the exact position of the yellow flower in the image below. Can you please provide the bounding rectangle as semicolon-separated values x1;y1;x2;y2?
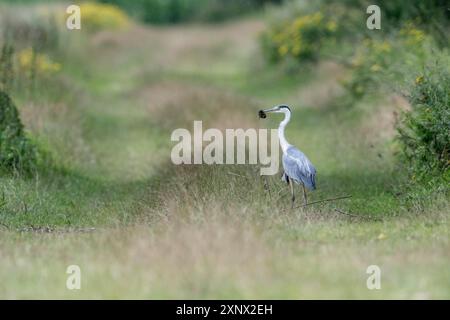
381;42;391;52
362;39;372;47
292;44;302;56
312;12;324;24
326;21;337;32
278;45;289;57
377;233;387;240
370;64;381;72
17;48;61;76
272;32;285;43
415;75;424;84
293;17;306;29
400;23;426;46
351;55;363;67
78;2;130;32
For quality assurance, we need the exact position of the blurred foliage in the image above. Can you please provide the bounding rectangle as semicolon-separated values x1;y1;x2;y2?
1;11;60;53
99;0;282;24
343;23;433;98
0;42;62;95
17;47;61;77
77;2;130;32
0;90;38;174
262;0;448;65
334;0;449;45
261;11;337;63
344;38;393;97
0;5;69;97
260;2;364;66
0;43;14;92
397;65;450;182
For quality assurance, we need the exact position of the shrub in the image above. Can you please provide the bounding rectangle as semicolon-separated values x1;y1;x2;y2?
0;43;15;92
335;0;449;37
77;2;130;32
343;38;395;98
1;9;61;53
0;90;38;173
261;11;338;64
17;47;61;78
397;65;450;181
343;21;432;98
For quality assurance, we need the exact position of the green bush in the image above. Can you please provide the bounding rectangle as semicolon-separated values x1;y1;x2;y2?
261;11;338;63
397;66;450;181
342;21;431;99
337;0;449;43
1;11;60;53
261;0;448;69
0;90;38;173
260;2;362;66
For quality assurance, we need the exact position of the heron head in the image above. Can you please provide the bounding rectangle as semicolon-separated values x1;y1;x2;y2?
259;105;291;118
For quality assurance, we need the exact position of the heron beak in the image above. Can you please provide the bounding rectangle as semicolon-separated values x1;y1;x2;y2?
262;106;280;113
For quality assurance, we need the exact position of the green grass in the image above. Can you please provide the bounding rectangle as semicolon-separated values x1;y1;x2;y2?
0;7;448;298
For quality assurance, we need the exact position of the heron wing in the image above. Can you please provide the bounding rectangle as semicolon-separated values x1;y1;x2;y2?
282;146;316;190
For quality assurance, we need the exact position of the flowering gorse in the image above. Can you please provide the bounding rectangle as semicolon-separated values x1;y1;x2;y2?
17;48;61;77
262;11;337;63
77;2;130;32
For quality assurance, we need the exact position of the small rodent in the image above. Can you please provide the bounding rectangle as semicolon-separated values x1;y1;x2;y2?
258;110;267;119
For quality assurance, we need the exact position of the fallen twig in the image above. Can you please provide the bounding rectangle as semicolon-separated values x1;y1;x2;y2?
18;226;97;234
227;171;246;178
292;195;352;209
334;209;382;221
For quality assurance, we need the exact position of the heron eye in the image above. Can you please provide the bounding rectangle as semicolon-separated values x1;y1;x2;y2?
258;110;267;118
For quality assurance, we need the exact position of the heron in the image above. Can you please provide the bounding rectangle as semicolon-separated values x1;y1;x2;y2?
259;105;316;208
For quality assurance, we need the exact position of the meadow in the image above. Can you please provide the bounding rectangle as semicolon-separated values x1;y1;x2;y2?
0;1;448;299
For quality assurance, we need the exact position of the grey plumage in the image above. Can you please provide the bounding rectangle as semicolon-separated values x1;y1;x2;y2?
282;146;316;190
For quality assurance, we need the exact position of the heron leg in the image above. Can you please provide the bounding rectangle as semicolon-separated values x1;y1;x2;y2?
289;178;295;208
302;183;308;205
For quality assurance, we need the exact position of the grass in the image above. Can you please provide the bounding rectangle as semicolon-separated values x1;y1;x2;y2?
0;8;449;298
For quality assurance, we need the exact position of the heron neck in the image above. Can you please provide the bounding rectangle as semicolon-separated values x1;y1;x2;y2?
278;112;291;153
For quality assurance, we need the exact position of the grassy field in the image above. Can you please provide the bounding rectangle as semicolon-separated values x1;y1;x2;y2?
0;4;449;299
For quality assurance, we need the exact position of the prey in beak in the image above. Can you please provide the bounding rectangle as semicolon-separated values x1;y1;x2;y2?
258;105;290;119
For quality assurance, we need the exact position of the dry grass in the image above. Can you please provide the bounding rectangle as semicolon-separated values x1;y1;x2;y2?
359;94;412;144
91;19;265;74
18;98;95;168
293;61;346;109
1;208;448;299
140;81;259;130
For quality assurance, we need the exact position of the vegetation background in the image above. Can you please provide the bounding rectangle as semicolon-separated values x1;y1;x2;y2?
0;0;448;298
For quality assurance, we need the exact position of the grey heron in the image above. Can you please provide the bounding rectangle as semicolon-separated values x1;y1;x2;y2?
259;105;316;208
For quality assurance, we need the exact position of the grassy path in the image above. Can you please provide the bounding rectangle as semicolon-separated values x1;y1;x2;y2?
0;19;449;298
